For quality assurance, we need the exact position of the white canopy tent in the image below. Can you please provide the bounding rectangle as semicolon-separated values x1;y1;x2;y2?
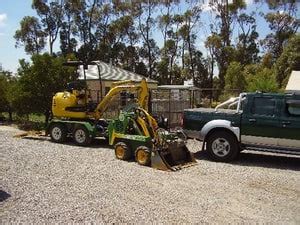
286;70;300;94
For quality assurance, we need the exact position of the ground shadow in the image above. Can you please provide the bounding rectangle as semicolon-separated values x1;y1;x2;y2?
194;150;300;171
21;135;112;149
0;190;11;202
51;138;113;149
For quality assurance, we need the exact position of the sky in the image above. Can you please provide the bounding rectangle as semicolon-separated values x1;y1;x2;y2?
0;0;39;73
0;0;298;74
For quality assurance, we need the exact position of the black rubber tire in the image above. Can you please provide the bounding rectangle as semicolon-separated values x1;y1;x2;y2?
206;131;239;162
115;142;132;160
72;126;92;146
49;123;67;143
135;146;151;166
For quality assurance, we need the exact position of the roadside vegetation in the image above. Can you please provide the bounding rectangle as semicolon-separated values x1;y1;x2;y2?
0;0;299;128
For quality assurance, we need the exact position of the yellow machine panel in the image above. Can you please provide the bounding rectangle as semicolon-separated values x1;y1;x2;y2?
52;91;88;119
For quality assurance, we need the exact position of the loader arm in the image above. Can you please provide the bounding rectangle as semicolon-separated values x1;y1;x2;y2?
93;78;149;120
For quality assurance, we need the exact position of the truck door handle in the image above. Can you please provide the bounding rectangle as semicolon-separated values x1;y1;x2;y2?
249;118;256;123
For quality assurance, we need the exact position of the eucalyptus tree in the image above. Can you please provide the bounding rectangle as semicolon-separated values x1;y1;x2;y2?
32;0;64;55
59;0;79;55
108;1;140;70
205;0;246;88
275;34;300;87
14;16;46;55
235;13;259;65
136;0;160;79
261;0;299;61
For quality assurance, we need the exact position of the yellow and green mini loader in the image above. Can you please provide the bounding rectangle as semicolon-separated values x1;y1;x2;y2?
108;105;196;171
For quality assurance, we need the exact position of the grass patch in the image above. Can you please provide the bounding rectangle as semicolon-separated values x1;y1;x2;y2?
0;112;46;131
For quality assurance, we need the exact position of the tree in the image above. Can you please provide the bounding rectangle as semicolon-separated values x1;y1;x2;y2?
67;0;113;63
136;1;160;78
235;13;259;65
224;61;246;92
15;54;76;123
178;5;202;82
193;51;210;89
0;70;17;121
59;0;78;55
32;0;64;55
261;1;299;61
157;2;182;84
246;66;278;92
205;0;246;88
14;16;46;55
275;34;300;87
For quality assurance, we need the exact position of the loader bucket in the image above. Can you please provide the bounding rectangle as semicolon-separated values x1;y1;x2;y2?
151;141;196;171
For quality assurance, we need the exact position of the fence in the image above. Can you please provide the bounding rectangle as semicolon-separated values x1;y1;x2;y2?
151;88;201;127
89;88;240;127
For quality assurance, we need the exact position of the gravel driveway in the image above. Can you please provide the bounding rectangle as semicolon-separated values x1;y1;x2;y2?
1;125;299;223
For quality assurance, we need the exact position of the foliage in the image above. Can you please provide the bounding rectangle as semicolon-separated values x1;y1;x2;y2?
224;61;246;91
0;72;10;112
0;71;17;121
32;0;64;55
14;16;46;55
261;2;299;61
11;0;299;109
14;54;76;122
275;34;300;88
245;65;278;93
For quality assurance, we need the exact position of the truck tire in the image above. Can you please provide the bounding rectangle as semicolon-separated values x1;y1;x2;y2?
73;126;92;146
115;142;132;160
49;123;67;143
206;130;239;162
135;146;151;166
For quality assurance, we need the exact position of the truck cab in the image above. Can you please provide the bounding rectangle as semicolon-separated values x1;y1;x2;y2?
240;93;300;152
183;92;300;162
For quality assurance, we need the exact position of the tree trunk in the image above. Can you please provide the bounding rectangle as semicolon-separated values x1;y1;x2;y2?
49;42;53;55
44;110;50;126
8;107;12;122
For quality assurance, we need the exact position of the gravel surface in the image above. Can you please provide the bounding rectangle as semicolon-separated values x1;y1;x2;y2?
1;125;300;223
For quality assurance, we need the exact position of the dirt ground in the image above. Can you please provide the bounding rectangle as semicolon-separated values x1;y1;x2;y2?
0;125;299;223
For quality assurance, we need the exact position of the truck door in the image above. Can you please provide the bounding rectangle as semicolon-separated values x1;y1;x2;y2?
241;95;281;147
277;97;300;150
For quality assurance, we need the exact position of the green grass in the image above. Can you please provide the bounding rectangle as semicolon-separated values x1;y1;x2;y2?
0;112;46;131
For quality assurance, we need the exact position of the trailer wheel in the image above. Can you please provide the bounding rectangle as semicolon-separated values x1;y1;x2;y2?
50;123;67;143
135;146;151;166
73;126;92;146
115;142;132;160
206;130;239;162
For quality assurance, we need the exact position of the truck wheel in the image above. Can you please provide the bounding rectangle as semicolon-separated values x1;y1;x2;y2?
135;146;151;166
50;123;67;143
73;126;92;146
115;142;132;160
206;131;239;162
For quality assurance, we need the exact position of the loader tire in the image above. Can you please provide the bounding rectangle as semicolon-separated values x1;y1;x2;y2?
206;130;239;162
115;142;132;160
135;146;151;166
73;126;92;146
50;123;67;143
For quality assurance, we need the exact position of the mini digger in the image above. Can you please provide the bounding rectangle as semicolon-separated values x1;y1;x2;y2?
47;61;149;146
108;104;196;171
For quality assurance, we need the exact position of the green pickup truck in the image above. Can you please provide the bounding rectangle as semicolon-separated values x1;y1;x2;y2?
183;92;300;162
